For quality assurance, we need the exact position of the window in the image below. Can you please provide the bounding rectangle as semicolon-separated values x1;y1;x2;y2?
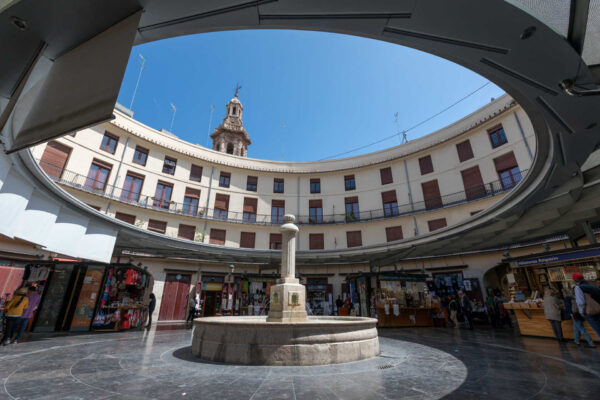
428;218;447;232
489;125;508;148
269;233;282;250
132;145;148;166
115;212;136;225
456;140;474;162
178;224;196;241
309;199;323;224
100;132;118;154
345;197;360;221
247;176;257;191
344;174;356;191
273;178;284;193
380;167;393;185
240;232;256;248
309;233;325;250
381;190;399;217
85;159;112;191
148;219;167;234
120;172;144;202
209;229;226;245
153;181;173;209
494;151;521;189
421;180;442;210
189;164;203;182
461;166;486;200
226;143;234;154
40;140;72;179
183;187;200;215
419;155;434;175
346;231;362;248
162;156;177;175
386;226;403;242
243;197;258;222
213;193;229;220
271;200;285;224
310;178;321;193
219;171;231;188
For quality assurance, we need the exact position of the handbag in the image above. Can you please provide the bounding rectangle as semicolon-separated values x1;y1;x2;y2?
584;293;600;316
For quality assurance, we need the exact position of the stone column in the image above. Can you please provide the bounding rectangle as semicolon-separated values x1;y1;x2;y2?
280;214;298;281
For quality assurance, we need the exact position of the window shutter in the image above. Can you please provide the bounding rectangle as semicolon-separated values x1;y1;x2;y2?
456;140;474;162
269;233;282;249
380;167;393;185
381;190;397;203
344;174;354;180
190;164;203;181
419;155;434;175
421;180;442;209
239;232;256;248
177;224;196;240
92;158;113;170
148;219;167;233
385;226;403;242
309;233;325;250
272;199;285;208
185;187;200;198
493;151;518;172
247;176;257;185
346;231;362;247
310;178;320;184
309;199;322;208
428;218;447;232
345;196;358;204
40;140;72;178
115;212;136;225
460;165;485;199
214;193;230;210
209;229;226;245
243;197;258;213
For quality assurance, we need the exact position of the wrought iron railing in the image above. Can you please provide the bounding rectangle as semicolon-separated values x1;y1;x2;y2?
38;159;526;226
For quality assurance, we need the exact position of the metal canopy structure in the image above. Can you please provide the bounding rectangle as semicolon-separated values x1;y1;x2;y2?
1;0;600;265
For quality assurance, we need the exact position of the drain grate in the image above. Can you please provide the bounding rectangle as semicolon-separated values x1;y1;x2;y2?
376;363;394;370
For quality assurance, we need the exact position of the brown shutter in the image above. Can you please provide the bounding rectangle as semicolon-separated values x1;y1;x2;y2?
209;229;226;245
185;187;200;198
493;151;518;172
385;226;403;242
428;218;447;232
190;164;203;181
461;166;485;200
40;140;72;178
247;176;257;185
272;199;285;208
421;180;442;209
346;231;362;247
381;190;397;204
177;224;196;240
380;167;393;185
214;193;230;210
114;212;136;225
243;197;258;213
309;199;322;208
310;178;320;184
456;140;474;162
345;196;358;204
221;171;231;179
309;233;325;250
148;219;167;233
419;155;434;175
239;232;256;248
344;174;354;180
92;158;113;170
269;233;282;249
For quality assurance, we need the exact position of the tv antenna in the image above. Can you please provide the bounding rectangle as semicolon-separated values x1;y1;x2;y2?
169;103;177;132
206;105;214;147
394;112;408;144
129;54;146;111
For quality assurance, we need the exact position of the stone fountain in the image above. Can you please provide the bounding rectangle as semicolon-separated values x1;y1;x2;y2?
192;215;379;365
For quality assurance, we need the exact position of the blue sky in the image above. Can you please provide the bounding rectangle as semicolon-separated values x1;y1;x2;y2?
117;30;505;161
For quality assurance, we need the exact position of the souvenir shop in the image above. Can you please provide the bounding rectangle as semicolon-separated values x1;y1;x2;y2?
303;276;333;315
427;269;486;320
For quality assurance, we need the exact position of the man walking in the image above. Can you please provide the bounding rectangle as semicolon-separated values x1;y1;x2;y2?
572;273;600;340
459;291;474;330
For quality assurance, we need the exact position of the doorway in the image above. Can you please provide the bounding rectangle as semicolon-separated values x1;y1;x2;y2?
158;273;191;321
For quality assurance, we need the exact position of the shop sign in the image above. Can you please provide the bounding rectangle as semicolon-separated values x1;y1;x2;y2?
380;275;425;282
204;282;223;291
517;248;600;267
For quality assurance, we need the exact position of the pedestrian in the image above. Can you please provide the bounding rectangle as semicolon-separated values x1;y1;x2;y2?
448;295;460;328
12;286;41;344
322;299;330;316
458;291;474;330
572;273;600;340
564;291;595;348
543;287;564;342
146;293;156;328
1;288;29;345
335;296;343;316
186;294;196;326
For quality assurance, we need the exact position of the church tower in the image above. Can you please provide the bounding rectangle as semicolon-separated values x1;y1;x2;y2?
210;89;251;157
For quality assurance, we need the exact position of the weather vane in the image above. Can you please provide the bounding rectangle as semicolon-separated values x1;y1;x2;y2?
234;83;242;97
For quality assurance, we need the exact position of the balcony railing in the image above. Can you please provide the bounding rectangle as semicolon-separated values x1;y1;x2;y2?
38;159;526;226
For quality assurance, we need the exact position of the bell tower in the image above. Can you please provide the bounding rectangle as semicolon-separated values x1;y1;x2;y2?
210;86;251;157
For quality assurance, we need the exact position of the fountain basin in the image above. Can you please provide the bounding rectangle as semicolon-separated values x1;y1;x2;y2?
192;316;379;366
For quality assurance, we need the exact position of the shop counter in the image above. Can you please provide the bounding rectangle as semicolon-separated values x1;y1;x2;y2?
504;303;600;341
376;306;435;327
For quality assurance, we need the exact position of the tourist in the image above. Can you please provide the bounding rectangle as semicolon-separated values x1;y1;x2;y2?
487;293;498;327
12;286;41;344
543;287;563;342
146;293;156;328
186;294;196;326
458;291;474;330
335;296;343;315
572;273;600;340
322;299;330;316
253;300;261;316
1;288;29;345
564;289;595;348
448;295;460;328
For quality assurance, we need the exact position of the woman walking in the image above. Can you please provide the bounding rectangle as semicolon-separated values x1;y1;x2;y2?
1;288;29;345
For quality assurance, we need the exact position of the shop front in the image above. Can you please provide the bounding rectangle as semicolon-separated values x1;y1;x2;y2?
375;273;434;327
303;276;333;315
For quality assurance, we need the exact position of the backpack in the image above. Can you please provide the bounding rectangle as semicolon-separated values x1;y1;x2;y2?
585;293;600;316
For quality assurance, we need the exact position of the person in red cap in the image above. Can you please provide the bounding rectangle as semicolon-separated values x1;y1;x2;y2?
572;272;600;342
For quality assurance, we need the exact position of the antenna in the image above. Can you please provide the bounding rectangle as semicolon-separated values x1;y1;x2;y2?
129;54;146;110
206;105;214;147
394;112;408;144
280;122;285;161
169;103;177;132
